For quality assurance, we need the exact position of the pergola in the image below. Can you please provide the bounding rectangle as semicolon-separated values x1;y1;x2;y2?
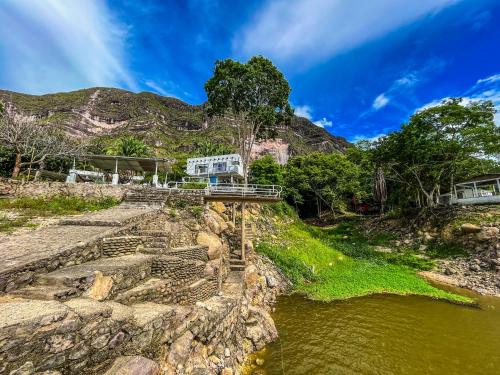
66;155;176;186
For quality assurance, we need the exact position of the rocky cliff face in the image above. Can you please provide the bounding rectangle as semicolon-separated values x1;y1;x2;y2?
0;88;350;159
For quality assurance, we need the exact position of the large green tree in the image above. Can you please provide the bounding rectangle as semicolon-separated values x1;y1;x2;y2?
204;56;292;183
373;98;500;207
249;155;283;186
283;152;363;218
105;136;150;157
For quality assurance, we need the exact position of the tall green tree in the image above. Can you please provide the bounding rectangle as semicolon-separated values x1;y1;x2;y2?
205;56;292;183
249;155;283;185
195;140;235;157
283;152;363;218
106;136;150;157
373;98;500;207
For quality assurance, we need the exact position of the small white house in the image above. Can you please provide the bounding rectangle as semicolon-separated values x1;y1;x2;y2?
186;154;244;184
438;173;500;205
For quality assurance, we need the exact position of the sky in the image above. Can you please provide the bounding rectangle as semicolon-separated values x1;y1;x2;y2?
0;0;499;142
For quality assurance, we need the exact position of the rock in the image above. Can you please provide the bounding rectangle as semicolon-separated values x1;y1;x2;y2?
373;246;393;253
224;348;230;357
210;202;226;214
266;276;277;288
221;369;233;375
419;244;428;252
478;226;499;241
460;223;481;234
168;331;194;365
444;268;455;275
196;231;223;260
85;271;113;301
255;358;265;366
9;362;35;375
104;356;160;375
469;264;481;272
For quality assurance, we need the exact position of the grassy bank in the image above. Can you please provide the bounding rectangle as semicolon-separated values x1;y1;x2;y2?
0;196;119;233
256;215;471;303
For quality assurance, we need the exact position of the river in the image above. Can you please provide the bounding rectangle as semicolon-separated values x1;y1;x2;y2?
256;287;500;375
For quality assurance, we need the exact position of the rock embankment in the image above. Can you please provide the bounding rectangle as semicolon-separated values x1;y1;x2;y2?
362;205;499;296
0;194;289;375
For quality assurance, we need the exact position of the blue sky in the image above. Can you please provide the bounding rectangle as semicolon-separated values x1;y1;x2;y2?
0;0;499;142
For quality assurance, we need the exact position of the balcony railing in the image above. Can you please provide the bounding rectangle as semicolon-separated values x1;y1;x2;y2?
164;181;282;198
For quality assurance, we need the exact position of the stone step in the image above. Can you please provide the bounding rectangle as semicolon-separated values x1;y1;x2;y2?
230;253;241;259
229;259;245;266
134;230;168;237
167;245;208;262
229;264;246;272
114;276;216;305
34;254;155;297
114;278;175;305
10;284;78;301
151;256;206;280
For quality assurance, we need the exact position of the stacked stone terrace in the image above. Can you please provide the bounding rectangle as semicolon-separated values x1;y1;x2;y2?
0;198;252;374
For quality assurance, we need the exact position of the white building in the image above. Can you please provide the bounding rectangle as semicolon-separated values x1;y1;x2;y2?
186;154;244;184
438;173;500;205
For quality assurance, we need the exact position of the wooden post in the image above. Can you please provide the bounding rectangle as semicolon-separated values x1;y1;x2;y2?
241;202;246;261
232;203;236;226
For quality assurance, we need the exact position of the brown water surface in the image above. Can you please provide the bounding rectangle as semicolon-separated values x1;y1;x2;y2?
260;290;500;375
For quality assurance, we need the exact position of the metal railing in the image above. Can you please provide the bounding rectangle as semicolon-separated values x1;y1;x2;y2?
164;181;282;198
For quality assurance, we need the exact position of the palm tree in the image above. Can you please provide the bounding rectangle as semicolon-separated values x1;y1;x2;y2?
106;136;150;157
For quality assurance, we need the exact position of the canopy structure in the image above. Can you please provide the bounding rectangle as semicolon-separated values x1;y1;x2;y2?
66;155;176;186
81;155;175;173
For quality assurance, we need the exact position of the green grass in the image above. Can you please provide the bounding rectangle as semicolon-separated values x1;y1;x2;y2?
0;196;119;216
256;221;471;303
0;196;119;232
0;215;37;233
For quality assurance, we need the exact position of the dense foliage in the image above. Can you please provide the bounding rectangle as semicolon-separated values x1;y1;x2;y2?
283;152;364;217
372;98;500;208
249;155;283;185
105;136;150;157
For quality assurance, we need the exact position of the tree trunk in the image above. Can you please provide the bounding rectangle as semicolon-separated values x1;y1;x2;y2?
12;152;21;178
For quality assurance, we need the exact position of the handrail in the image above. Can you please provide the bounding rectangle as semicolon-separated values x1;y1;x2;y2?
164;181;282;198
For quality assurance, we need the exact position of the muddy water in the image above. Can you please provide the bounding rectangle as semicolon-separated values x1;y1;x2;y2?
259;289;500;375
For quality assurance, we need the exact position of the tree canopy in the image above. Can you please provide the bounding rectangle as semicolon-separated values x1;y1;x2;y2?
249;155;283;186
373;98;500;207
283;152;364;218
105;136;150;157
204;56;292;181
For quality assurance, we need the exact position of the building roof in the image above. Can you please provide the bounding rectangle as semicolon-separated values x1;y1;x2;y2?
82;155;175;173
187;154;241;163
456;173;500;185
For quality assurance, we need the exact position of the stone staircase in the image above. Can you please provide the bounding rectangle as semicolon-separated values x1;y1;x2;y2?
228;222;254;272
10;232;218;306
122;189;170;208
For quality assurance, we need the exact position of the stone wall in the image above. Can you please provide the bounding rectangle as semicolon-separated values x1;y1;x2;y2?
0;199;290;374
0;177;134;200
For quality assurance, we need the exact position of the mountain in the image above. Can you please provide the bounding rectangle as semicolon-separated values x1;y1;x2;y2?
0;87;350;162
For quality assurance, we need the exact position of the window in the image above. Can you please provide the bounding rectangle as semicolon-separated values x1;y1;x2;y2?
195;164;208;174
213;162;227;172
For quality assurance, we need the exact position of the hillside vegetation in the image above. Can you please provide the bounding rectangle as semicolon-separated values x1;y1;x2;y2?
0;87;349;158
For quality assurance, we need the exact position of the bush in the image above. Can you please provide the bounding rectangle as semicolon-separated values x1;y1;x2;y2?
190;205;204;218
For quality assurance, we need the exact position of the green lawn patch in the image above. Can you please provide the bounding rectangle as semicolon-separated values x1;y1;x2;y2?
0;196;119;232
256;222;471;304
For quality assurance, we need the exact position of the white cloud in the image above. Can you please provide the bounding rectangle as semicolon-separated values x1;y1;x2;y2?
372;94;390;110
294;105;313;120
349;133;387;143
418;73;500;124
0;0;136;94
294;104;332;127
477;74;500;85
234;0;458;66
313;118;332;128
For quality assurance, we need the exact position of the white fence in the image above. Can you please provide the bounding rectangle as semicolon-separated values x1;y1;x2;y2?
164;181;282;198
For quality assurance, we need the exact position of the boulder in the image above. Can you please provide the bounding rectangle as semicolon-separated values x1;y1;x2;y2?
196;231;223;260
210;202;226;214
85;271;113;301
460;223;481;234
104;356;160;375
245;306;278;351
167;331;194;366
